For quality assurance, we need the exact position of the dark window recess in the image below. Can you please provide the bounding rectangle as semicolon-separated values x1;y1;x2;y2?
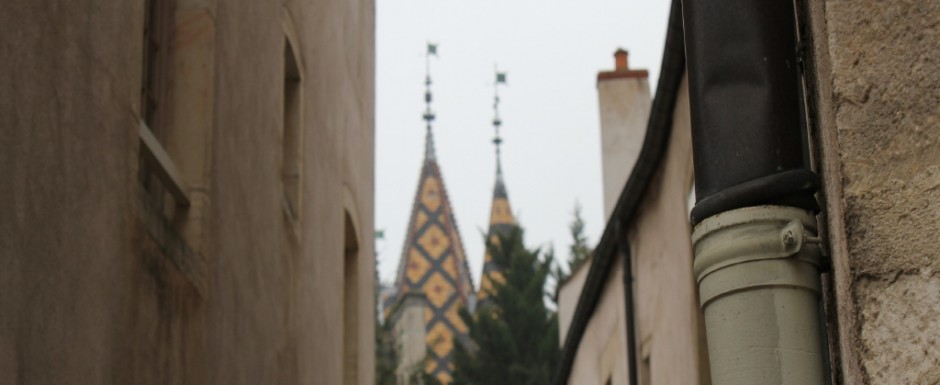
139;0;177;215
282;39;302;222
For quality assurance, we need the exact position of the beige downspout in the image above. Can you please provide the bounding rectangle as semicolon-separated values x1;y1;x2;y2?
692;205;825;385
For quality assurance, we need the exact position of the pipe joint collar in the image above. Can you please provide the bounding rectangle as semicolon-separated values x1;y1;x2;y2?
692;205;823;306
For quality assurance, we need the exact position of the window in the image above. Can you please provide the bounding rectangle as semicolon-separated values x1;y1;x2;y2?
282;38;303;223
141;0;168;130
138;0;188;213
134;0;211;297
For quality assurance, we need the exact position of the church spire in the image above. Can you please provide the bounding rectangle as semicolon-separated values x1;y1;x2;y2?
387;43;475;385
477;69;516;307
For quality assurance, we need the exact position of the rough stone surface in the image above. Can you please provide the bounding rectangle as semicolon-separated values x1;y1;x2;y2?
857;273;940;384
826;0;940;275
820;0;940;382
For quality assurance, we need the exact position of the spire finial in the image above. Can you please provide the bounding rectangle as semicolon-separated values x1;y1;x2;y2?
493;67;507;179
424;43;438;161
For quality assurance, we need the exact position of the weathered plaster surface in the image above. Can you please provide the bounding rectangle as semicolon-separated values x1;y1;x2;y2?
816;0;940;382
566;257;629;385
629;76;708;385
558;258;591;345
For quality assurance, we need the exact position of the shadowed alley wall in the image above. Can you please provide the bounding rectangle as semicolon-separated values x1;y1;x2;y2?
0;0;375;384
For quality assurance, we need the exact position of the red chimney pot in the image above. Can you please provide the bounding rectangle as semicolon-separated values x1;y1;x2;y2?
614;49;629;71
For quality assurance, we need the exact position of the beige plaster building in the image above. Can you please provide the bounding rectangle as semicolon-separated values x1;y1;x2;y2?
557;45;708;385
557;1;939;385
0;0;375;384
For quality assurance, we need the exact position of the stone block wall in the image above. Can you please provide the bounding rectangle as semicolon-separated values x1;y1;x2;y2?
808;1;940;383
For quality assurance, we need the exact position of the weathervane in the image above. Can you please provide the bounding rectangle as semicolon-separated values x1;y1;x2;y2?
493;68;508;176
423;43;438;160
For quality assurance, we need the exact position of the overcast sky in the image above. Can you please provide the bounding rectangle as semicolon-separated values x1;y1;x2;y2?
375;0;670;287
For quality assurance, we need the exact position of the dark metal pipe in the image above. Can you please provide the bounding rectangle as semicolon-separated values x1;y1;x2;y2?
683;0;819;225
620;236;639;385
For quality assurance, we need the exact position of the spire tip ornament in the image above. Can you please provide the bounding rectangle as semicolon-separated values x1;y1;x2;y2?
492;68;508;178
423;43;439;161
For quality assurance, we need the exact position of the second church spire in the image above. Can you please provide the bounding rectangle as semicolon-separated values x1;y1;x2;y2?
477;70;517;307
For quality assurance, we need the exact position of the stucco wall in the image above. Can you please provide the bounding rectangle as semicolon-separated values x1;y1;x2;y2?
567;256;629;385
628;76;708;385
808;1;940;383
0;0;375;384
558;259;591;345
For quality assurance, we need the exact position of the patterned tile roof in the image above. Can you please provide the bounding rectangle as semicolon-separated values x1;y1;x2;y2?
392;146;474;383
476;164;516;307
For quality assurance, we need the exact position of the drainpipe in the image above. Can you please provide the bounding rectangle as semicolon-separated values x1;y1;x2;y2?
682;1;827;384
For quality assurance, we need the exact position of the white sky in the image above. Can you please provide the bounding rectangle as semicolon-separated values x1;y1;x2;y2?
375;0;671;287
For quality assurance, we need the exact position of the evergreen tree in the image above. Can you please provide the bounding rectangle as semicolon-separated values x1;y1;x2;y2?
376;305;445;385
555;204;593;284
567;203;592;272
375;256;397;385
452;226;559;385
375;319;398;385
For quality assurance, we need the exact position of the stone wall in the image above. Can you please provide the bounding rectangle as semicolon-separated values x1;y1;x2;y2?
808;1;940;383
